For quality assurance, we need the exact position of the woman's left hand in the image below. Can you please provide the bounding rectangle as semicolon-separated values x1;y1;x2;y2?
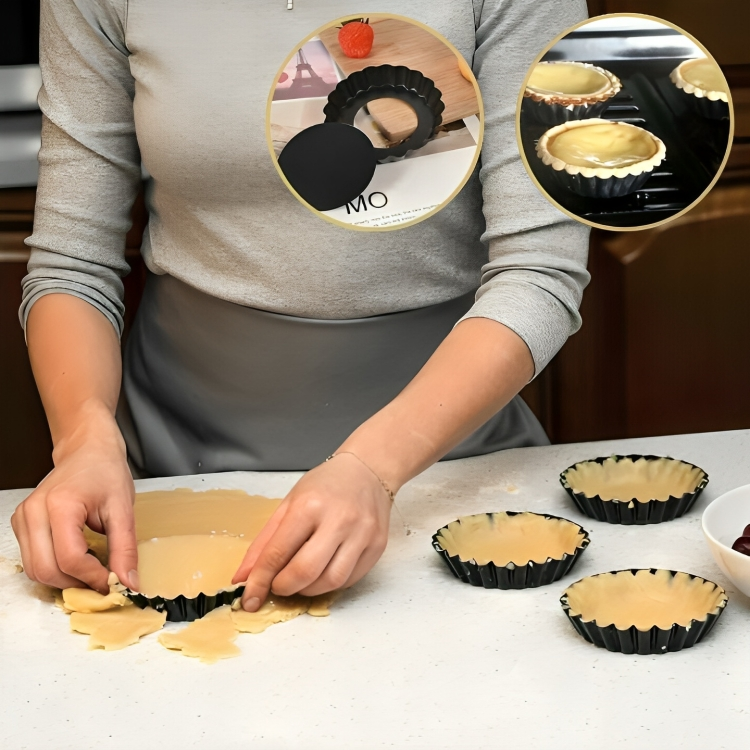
232;453;392;610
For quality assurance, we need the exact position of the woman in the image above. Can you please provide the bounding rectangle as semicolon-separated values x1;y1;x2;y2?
11;0;589;613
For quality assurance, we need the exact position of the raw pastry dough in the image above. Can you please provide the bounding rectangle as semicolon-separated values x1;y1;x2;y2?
137;534;251;599
436;512;585;566
70;606;166;650
81;489;282;561
308;591;340;617
60;489;339;661
134;488;280;540
564;569;726;631
231;595;311;634
62;587;132;613
565;456;705;502
159;606;240;664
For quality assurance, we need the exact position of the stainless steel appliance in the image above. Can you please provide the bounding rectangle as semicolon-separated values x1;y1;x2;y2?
0;3;41;187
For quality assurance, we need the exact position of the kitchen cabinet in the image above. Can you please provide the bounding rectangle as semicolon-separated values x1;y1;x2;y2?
1;0;749;487
0;187;146;489
520;0;750;441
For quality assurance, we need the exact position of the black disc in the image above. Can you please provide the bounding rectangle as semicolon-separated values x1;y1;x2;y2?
277;122;377;212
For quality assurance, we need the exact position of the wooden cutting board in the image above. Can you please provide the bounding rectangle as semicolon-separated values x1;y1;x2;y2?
319;18;479;142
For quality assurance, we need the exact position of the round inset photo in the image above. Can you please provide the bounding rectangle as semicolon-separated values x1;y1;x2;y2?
516;14;733;231
267;15;483;230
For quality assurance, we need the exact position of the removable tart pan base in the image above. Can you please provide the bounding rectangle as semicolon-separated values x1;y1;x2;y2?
128;587;243;623
560;454;708;525
432;511;590;590
560;569;728;655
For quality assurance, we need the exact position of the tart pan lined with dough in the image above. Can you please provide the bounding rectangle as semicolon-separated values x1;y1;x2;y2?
670;57;730;120
560;569;728;654
127;534;250;622
523;61;622;125
536;119;666;198
560;454;708;525
432;511;590;589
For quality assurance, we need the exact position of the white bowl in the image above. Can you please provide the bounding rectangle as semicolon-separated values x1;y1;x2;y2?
702;483;750;597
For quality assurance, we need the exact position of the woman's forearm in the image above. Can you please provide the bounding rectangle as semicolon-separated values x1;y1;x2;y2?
338;317;535;492
26;294;124;459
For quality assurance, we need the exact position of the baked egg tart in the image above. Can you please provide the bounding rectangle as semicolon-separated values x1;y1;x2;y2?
432;511;590;589
523;61;621;124
561;569;728;654
536;118;666;198
670;57;730;120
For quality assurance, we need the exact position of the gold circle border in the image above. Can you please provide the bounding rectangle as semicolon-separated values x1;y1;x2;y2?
265;13;485;233
514;12;736;233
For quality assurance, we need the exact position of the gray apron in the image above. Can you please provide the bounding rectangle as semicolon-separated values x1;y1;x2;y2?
117;273;548;478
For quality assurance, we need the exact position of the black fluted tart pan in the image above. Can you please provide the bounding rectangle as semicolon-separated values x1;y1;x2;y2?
560;454;709;525
432;511;590;590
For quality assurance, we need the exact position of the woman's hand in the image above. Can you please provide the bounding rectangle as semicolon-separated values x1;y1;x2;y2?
11;416;137;595
233;453;392;610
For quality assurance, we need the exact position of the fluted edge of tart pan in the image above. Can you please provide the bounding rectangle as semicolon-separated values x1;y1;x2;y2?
432;511;591;590
560;454;709;525
522;97;613;126
560;569;728;655
324;64;445;161
127;586;244;622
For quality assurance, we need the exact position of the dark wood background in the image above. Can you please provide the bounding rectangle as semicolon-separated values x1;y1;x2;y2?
1;0;748;489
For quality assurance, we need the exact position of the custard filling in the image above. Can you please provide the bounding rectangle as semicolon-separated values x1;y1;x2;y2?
527;62;611;97
681;58;728;96
436;512;585;566
547;122;658;169
565;456;704;503
564;569;725;631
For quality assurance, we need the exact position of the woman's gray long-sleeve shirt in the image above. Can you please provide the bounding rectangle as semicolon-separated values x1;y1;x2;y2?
20;0;590;376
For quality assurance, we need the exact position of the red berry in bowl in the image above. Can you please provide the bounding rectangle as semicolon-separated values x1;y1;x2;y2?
732;535;750;555
338;19;374;59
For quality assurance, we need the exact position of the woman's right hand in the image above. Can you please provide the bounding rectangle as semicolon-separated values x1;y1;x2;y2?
10;415;138;595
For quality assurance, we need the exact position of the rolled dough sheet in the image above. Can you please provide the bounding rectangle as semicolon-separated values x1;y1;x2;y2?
134;488;281;540
159;606;240;664
137;534;250;599
82;489;282;586
70;606;167;650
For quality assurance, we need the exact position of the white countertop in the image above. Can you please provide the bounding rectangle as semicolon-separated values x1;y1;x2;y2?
2;430;750;750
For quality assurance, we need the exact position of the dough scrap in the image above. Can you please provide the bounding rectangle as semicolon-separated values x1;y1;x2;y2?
308;591;340;617
231;594;311;634
159;606;240;664
70;606;166;650
62;587;132;613
58;572;131;613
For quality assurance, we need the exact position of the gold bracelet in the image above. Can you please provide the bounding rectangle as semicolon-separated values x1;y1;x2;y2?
325;451;396;503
